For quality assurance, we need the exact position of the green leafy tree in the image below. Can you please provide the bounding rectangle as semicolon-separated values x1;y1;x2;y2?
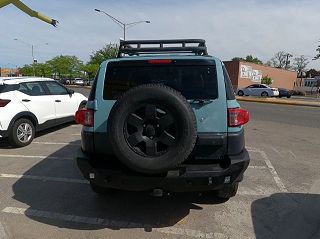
232;55;263;65
46;55;83;79
261;76;272;85
88;43;118;66
20;64;34;76
82;63;99;79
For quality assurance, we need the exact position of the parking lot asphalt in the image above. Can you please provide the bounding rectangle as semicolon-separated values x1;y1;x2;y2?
0;88;319;239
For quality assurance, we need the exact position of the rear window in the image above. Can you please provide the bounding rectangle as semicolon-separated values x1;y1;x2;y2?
104;60;218;100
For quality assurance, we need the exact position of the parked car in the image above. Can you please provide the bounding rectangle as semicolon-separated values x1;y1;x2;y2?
278;88;292;98
60;78;70;85
75;39;250;200
83;79;94;86
0;77;87;147
74;78;84;86
237;84;279;97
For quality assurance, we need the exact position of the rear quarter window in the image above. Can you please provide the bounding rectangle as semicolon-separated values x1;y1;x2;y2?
0;85;5;93
103;61;218;100
222;65;235;100
0;84;19;93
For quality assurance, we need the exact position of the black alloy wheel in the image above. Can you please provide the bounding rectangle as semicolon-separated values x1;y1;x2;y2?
124;103;177;157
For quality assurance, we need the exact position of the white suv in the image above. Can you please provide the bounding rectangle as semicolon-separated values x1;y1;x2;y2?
0;77;87;147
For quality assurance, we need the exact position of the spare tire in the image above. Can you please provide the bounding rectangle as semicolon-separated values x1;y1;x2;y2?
107;84;197;174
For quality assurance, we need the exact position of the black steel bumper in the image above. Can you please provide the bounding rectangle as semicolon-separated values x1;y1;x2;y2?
77;149;250;192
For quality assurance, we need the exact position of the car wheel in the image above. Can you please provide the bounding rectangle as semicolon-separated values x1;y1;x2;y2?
216;183;239;199
78;101;87;110
261;91;269;97
107;84;197;174
237;90;244;96
90;182;116;195
9;118;35;147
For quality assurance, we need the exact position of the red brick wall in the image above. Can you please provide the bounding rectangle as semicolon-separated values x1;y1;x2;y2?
224;61;297;90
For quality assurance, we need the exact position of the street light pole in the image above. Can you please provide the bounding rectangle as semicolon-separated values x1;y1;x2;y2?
94;9;150;40
14;39;48;76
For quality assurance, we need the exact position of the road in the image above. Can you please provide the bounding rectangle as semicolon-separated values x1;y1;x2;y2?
0;87;319;239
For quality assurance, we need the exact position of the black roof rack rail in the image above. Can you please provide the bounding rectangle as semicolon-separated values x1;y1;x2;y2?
117;39;208;58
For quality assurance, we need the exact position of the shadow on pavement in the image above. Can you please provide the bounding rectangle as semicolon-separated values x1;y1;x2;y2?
11;140;225;230
252;193;320;239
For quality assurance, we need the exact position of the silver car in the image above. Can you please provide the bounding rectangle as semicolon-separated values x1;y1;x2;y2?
237;84;279;97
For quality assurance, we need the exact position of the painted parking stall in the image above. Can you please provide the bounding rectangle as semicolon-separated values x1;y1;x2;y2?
0;88;319;239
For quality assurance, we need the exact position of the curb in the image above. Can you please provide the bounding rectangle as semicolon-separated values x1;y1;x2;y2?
236;96;320;108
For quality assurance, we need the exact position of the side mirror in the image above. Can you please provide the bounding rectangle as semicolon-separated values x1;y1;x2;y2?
67;89;75;95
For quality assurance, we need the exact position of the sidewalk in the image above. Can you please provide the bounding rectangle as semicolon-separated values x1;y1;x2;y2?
236;96;320;108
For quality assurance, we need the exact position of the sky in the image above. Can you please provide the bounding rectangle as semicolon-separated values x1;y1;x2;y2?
0;0;320;69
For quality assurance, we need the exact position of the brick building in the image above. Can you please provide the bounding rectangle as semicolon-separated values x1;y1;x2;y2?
0;68;20;77
224;61;297;90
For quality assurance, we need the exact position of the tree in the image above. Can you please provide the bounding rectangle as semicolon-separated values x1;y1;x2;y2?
314;44;320;60
261;76;272;85
46;55;83;79
88;43;118;66
20;65;33;76
82;63;99;79
292;55;309;77
305;69;320;78
231;55;263;65
270;51;292;69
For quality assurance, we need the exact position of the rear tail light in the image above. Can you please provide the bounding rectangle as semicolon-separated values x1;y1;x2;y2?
0;99;11;107
148;59;172;64
75;109;94;127
228;108;250;127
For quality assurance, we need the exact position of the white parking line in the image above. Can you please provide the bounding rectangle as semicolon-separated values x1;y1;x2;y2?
2;207;224;239
0;154;74;161
32;142;81;146
248;166;266;169
0;173;88;184
248;147;288;192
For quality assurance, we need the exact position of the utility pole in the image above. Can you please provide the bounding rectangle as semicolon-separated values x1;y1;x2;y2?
14;39;48;76
94;9;150;40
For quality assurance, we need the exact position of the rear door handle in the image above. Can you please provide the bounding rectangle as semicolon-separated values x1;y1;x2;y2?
22;99;31;102
55;100;61;103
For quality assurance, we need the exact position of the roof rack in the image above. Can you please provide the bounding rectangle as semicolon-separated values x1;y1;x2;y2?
117;39;208;58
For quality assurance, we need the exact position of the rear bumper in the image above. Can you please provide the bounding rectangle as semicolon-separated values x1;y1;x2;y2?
77;149;250;192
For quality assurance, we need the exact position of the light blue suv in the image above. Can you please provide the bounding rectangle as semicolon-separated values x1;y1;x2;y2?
76;39;250;199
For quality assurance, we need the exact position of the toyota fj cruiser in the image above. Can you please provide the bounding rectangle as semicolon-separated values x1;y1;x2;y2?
76;39;250;199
